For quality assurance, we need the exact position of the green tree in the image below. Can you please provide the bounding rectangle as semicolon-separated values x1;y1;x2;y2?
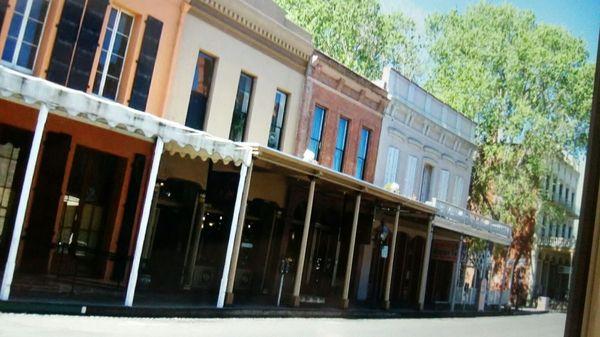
274;0;421;80
425;2;594;304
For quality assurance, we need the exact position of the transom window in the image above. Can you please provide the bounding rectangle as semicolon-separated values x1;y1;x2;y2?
1;0;50;71
332;117;348;172
92;8;133;100
267;90;288;149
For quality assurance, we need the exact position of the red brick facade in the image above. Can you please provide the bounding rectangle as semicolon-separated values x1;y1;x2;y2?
295;51;388;183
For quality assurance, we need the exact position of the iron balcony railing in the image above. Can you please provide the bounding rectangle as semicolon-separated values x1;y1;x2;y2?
538;236;576;249
429;198;512;240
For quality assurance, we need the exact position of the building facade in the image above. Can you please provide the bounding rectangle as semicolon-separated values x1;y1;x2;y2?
165;0;313;153
294;51;388;182
531;156;581;307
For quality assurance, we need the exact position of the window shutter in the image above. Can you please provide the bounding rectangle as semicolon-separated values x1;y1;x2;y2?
66;0;108;90
129;16;163;111
384;147;399;184
438;170;449;201
453;176;464;205
0;0;9;29
403;155;417;197
46;0;86;85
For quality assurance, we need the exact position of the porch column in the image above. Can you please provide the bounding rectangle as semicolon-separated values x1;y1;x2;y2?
341;193;362;309
383;205;401;309
1;104;48;301
183;193;206;289
450;236;464;311
418;217;434;311
292;178;316;307
224;163;254;305
217;162;251;308
124;137;164;307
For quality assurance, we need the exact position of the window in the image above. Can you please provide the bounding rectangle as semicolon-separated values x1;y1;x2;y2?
92;8;134;100
384;146;400;184
549;223;554;237
453;176;464;205
562;224;566;238
268;90;288;149
568;226;572;238
185;51;215;131
571;192;575;207
307;106;326;159
229;72;254;141
420;164;433;202
402;155;418;197
1;0;50;71
559;183;563;202
541;227;545;237
566;188;570;205
47;0;109;91
129;16;163;111
355;128;370;179
438;169;450;201
332;117;349;171
552;178;557;201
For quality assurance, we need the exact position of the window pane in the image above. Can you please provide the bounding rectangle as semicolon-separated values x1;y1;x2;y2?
229;73;254;141
332;118;348;171
355;128;370;179
268;90;287;149
185;51;215;130
308;106;326;159
16;42;36;68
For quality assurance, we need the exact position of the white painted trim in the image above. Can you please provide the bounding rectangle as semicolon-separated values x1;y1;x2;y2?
217;163;248;308
124;137;164;307
0;103;48;300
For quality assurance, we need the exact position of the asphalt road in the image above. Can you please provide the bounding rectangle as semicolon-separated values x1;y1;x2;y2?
0;312;565;337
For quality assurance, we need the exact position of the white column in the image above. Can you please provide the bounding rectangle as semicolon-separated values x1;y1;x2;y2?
418;218;434;310
1;104;48;301
217;163;249;308
292;178;316;307
124;137;164;307
383;205;401;309
450;236;464;311
341;193;361;309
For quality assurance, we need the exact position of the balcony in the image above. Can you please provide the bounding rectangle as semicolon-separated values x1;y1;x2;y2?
538;236;576;249
428;198;512;245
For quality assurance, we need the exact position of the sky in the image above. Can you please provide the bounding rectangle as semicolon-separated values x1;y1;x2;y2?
381;0;599;61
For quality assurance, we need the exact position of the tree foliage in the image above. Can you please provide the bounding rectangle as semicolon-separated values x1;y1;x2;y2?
274;0;421;80
424;2;594;302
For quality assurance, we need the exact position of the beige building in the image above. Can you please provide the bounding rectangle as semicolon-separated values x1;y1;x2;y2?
165;0;313;153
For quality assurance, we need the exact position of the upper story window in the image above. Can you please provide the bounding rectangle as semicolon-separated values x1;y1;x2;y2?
92;8;133;100
420;164;433;202
384;146;399;184
1;0;50;71
185;51;215;131
568;226;572;238
332;117;348;172
307;106;326;160
267;90;288;150
229;72;254;142
565;188;570;205
402;155;418;198
453;176;464;205
355;128;370;180
558;183;563;202
438;169;450;201
571;192;575;207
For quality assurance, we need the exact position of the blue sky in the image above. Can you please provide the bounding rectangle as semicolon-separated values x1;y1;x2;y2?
381;0;599;61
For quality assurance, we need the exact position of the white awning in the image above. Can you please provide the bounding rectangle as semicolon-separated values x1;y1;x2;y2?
0;65;252;166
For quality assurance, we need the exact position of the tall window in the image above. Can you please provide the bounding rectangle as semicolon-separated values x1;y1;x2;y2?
558;183;563;202
438;169;450;201
565;188;570;205
267;90;288;149
571;192;575;207
384;146;399;184
420;164;433;202
1;0;50;71
355;128;370;179
402;155;418;197
453;176;464;205
229;72;254;142
332;117;348;171
92;8;134;100
185;51;215;130
307;106;326;159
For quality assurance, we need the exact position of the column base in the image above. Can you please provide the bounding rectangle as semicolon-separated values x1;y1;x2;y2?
382;300;390;310
225;292;234;305
340;298;349;309
292;295;300;307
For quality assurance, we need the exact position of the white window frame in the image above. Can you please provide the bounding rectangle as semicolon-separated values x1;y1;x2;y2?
94;7;134;98
1;0;50;73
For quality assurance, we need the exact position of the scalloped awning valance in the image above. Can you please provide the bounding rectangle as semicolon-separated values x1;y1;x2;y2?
0;65;252;167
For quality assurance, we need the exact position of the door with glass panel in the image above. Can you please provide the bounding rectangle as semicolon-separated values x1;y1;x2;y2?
1;0;50;71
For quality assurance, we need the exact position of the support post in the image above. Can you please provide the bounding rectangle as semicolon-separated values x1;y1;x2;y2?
1;104;48;301
217;163;250;308
418;217;434;311
383;205;401;309
124;137;164;307
450;235;464;311
341;193;361;309
183;193;206;289
224;163;253;305
292;178;316;307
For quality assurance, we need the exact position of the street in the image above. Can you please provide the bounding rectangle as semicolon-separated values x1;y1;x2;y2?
0;312;565;337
